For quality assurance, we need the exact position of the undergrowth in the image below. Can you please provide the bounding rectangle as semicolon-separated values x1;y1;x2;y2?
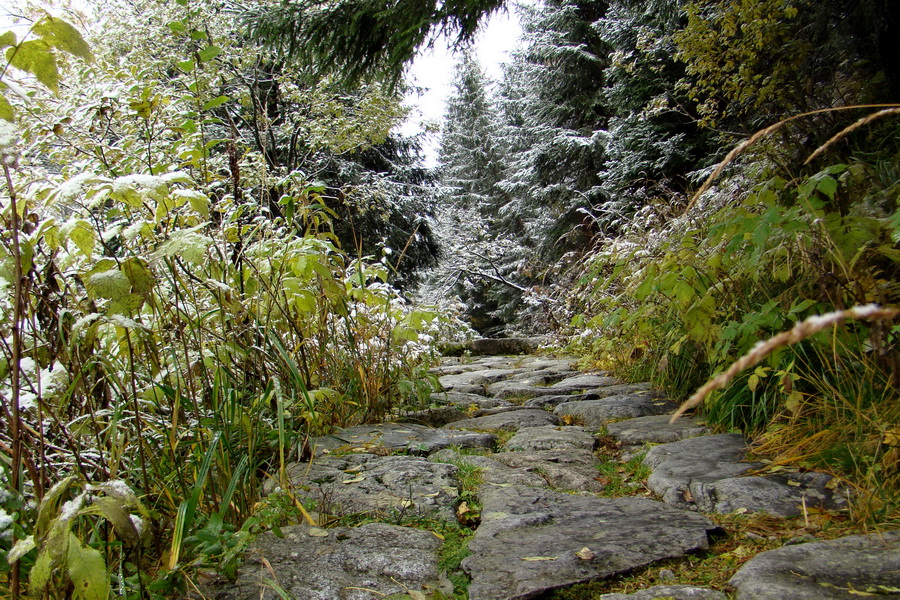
566;112;900;525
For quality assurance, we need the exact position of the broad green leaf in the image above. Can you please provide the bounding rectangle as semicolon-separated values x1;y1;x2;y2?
201;95;229;110
66;533;110;600
0;93;14;121
62;218;95;257
29;546;54;595
121;257;155;296
91;496;140;546
33;16;93;62
7;40;59;92
0;31;16;48
197;45;221;62
86;267;131;300
36;475;79;539
108;293;145;316
816;175;838;200
167;21;187;34
8;535;35;563
177;59;194;73
153;229;212;265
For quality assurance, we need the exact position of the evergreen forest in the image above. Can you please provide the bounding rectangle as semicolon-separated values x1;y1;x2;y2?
0;0;898;598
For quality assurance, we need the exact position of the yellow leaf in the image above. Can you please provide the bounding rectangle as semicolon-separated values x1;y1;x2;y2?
341;476;365;484
521;556;557;561
883;427;900;447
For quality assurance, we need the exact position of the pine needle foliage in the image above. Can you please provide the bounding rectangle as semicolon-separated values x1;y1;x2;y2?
241;0;506;88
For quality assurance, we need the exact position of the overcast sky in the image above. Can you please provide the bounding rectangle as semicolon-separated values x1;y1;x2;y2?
399;7;524;167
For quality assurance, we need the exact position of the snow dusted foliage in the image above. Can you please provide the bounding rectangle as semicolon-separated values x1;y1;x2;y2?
496;0;609;261
594;0;714;229
422;51;530;334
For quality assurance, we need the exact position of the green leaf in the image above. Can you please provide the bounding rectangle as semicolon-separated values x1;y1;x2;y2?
177;59;194;73
62;218;95;257
167;21;187;34
33;16;93;62
29;546;54;595
7;40;59;92
108;293;145;316
8;535;36;564
36;475;79;540
0;92;15;121
121;257;155;296
201;95;229;111
154;229;212;264
91;496;140;546
66;533;110;600
197;45;221;62
0;31;16;48
816;176;838;200
85;261;131;299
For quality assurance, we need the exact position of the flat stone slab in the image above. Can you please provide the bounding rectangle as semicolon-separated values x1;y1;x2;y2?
601;585;727;599
643;435;846;516
450;409;560;431
438;371;492;390
643;434;757;508
280;454;460;520
606;415;710;446
430;449;549;488
729;531;900;599
548;373;623;393
432;391;513;411
555;394;677;427
491;449;605;492
462;485;719;600
523;393;600;409
216;523;452;600
505;425;597;451
310;423;497;457
469;336;550;355
396;405;468;427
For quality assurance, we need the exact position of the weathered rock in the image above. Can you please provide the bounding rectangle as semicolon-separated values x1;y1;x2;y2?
396;405;468;427
548;373;622;393
601;585;728;599
309;423;497;457
643;435;846;516
432;391;513;411
694;471;849;517
490;449;604;492
450;409;560;431
606;415;710;446
523;393;599;409
505;425;597;452
470;336;550;355
486;379;559;400
590;382;655;398
643;434;757;509
462;485;720;600
517;357;579;373
438;371;492;390
215;523;452;600
279;454;460;520
555;394;678;427
729;531;900;599
430;450;549;488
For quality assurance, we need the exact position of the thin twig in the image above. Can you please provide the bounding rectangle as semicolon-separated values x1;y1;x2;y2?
804;108;900;165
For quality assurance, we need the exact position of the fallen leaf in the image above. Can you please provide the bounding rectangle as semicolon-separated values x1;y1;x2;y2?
307;527;329;537
341;476;365;484
682;488;694;503
575;547;594;560
521;556;557;561
787;480;801;487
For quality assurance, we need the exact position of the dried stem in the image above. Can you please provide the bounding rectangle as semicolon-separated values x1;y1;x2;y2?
670;304;900;422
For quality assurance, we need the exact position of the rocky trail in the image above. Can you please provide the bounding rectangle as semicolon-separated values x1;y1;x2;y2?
210;343;900;600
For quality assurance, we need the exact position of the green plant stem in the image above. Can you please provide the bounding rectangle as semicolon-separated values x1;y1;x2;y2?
3;163;23;600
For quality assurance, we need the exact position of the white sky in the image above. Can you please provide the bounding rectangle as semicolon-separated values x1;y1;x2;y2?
398;7;524;167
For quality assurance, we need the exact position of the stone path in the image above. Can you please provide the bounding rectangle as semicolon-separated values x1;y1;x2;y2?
211;346;900;600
